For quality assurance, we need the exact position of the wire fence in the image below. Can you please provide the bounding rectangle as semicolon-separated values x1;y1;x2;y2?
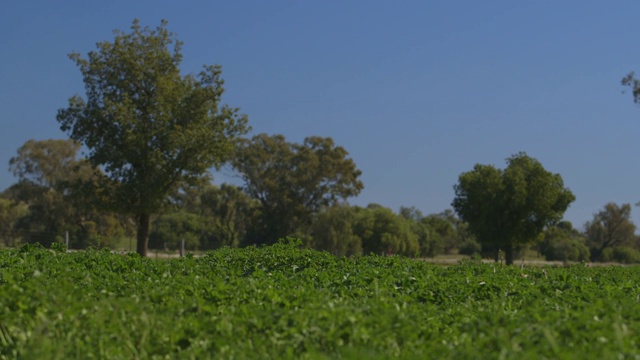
2;230;122;249
0;230;203;258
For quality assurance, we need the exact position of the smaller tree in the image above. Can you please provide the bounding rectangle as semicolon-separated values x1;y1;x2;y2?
199;184;259;248
162;182;259;249
353;204;419;257
540;222;589;262
399;207;446;258
421;215;454;257
585;203;636;261
0;198;28;247
9;139;92;189
232;133;363;244
7;139;99;247
452;152;575;265
434;209;476;254
150;210;204;251
399;206;424;222
309;204;362;256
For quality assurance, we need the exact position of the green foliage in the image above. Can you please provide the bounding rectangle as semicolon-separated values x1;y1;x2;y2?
413;221;443;258
585;203;637;262
0;198;28;247
601;246;640;264
437;209;477;254
398;208;447;257
418;215;452;257
150;210;204;250
7;139;89;239
541;222;589;262
452;152;575;264
545;238;590;262
2;245;640;358
56;19;249;256
8;139;94;189
200;184;259;248
353;205;419;257
457;238;482;256
232;133;363;244
50;242;67;253
4;139;128;249
166;182;259;249
17;242;44;253
309;204;362;256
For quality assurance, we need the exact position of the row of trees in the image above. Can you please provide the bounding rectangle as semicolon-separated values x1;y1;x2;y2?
2;19;640;265
0;137;468;257
2;138;639;264
0;134;362;249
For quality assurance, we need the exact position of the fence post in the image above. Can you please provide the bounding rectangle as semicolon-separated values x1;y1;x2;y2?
65;231;69;250
180;238;185;257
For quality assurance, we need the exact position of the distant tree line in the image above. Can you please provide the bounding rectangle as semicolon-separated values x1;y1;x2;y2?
0;137;465;258
2;138;640;264
3;19;640;265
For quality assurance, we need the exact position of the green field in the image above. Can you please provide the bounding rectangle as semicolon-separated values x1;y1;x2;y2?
1;240;639;359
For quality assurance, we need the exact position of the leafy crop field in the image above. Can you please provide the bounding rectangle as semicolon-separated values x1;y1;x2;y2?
1;241;640;359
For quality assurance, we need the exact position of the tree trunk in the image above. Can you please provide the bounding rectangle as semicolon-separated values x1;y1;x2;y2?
505;244;514;265
136;213;150;257
591;245;606;262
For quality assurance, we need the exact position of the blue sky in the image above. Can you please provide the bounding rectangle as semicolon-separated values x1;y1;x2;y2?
3;1;640;230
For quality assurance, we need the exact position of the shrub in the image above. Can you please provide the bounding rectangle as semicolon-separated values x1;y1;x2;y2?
545;238;589;262
458;239;481;255
600;246;640;264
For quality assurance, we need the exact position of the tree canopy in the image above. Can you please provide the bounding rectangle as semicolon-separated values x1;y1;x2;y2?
353;204;419;257
622;72;640;104
309;204;362;257
0;198;28;247
539;221;589;262
9;139;90;189
6;139;130;248
585;203;637;261
232;133;363;244
452;152;575;265
56;19;249;256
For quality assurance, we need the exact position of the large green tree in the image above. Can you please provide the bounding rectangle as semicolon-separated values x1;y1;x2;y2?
585;203;637;261
232;133;363;244
56;20;249;256
452;152;575;265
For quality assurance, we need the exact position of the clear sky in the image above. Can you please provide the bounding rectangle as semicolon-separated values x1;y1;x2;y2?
3;1;640;230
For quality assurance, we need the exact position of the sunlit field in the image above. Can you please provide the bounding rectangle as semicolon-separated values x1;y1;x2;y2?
1;241;639;359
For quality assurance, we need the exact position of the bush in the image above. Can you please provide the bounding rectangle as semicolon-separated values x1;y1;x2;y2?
545;238;589;262
458;239;481;255
600;246;640;264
